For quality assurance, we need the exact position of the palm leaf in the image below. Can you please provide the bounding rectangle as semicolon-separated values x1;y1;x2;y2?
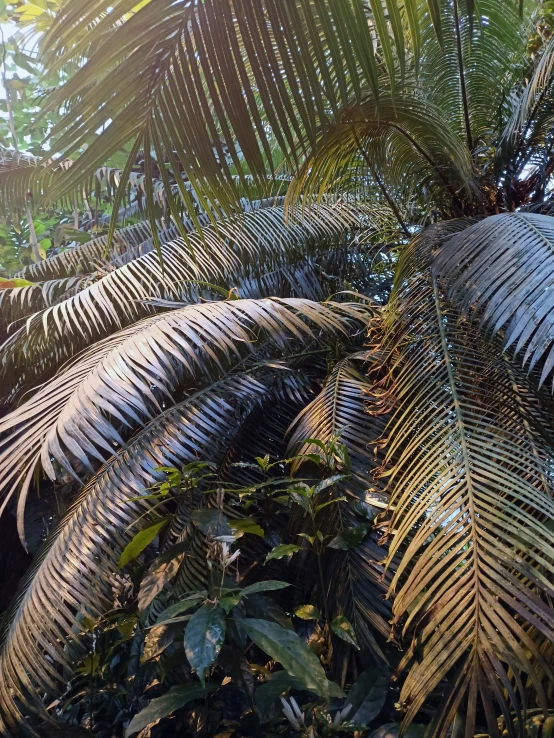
0;297;370;544
0;202;370;394
377;271;554;736
15;195;285;282
0;370;296;735
285;93;474;211
287;356;393;661
433;212;554;388
36;0;410;214
418;0;526;150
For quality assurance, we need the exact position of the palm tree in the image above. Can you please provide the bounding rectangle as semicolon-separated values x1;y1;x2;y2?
3;0;554;736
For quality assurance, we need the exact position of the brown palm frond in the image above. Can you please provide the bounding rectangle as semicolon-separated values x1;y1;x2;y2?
377;271;554;736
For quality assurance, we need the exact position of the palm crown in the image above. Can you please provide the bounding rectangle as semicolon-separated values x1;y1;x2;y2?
2;1;554;736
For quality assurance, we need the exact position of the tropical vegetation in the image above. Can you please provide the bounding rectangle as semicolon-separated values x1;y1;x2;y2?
2;0;554;736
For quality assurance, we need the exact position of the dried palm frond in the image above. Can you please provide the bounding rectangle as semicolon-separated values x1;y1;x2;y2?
377;271;554;736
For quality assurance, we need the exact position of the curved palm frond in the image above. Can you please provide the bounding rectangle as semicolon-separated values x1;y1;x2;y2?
36;0;416;219
288;356;384;482
1;202;371;394
285;93;474;211
0;276;97;328
0;297;370;543
497;33;554;170
433;212;554;388
0;149;43;218
15;219;159;281
376;272;554;736
0;369;299;736
15;196;285;282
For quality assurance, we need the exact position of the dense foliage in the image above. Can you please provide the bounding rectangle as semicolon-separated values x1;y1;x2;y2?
3;1;554;737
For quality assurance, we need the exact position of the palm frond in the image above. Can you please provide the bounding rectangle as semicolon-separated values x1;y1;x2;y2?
0;370;295;735
15;219;158;281
377;271;554;736
15;196;285;282
433;212;554;388
38;0;405;202
1;202;370;394
0;149;43;218
285;93;474;211
0;276;97;328
287;356;393;661
0;297;370;544
418;0;526;150
498;33;554;166
288;356;384;483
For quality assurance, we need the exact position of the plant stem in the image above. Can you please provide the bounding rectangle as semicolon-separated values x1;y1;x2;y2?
453;0;473;151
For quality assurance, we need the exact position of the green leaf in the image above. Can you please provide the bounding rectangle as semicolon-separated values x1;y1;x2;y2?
76;653;99;676
241;580;290;597
142;624;178;663
229;517;264;538
254;671;304;716
330;615;360;649
184;605;226;685
315;496;347;513
243;594;293;630
219;595;242;613
156;594;206;624
138;547;188;610
346;669;389;725
314;475;347;494
294;605;321;620
327;524;368;551
0;277;35;288
265;544;301;562
124;683;214;737
118;519;168;567
238;618;329;697
191;509;231;537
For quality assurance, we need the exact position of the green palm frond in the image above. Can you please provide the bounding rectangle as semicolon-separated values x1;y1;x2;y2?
433;212;554;388
25;0;444;223
418;0;526;150
0;149;43;218
0;370;297;736
0;297;369;544
497;33;554;168
377;272;554;736
285;93;474;213
1;202;369;395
